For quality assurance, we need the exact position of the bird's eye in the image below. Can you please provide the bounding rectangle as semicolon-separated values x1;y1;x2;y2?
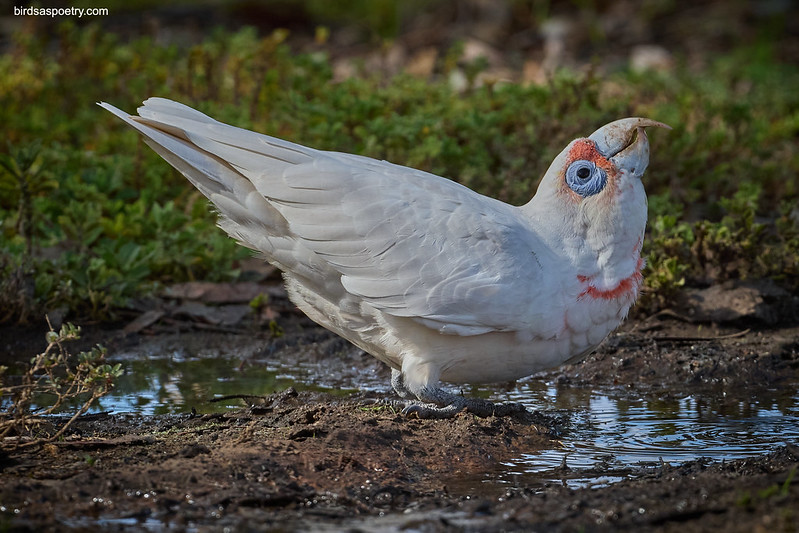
565;160;607;197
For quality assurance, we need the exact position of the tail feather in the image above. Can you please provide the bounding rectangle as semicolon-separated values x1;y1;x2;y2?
98;100;290;242
134;97;315;180
135;97;221;123
100;99;366;327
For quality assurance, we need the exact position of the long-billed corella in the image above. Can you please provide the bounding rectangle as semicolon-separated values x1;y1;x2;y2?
101;98;669;418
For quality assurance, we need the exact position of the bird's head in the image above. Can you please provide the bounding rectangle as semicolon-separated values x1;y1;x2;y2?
525;118;670;252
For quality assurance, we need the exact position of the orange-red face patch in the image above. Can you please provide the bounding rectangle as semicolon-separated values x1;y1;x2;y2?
566;139;613;172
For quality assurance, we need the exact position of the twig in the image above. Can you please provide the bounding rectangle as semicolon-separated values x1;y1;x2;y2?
209;394;269;404
652;309;695;323
652;328;751;343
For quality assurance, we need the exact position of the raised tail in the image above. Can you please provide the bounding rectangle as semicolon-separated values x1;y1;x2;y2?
100;99;300;237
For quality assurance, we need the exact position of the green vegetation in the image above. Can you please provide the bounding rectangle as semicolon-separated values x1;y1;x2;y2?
0;321;122;446
1;22;797;323
736;465;796;508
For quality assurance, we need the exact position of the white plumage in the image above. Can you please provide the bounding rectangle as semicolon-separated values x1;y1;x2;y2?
101;98;668;418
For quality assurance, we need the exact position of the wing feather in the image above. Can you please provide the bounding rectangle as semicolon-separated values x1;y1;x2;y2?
102;98;549;336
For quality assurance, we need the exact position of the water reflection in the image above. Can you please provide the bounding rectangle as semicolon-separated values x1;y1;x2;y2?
490;380;799;488
95;356;356;415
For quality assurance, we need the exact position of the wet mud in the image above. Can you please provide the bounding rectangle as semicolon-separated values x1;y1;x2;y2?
1;282;798;532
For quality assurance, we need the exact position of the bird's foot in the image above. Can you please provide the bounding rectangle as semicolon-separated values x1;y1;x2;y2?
390;368;415;399
400;401;465;419
401;388;527;419
382;374;527;419
360;396;525;419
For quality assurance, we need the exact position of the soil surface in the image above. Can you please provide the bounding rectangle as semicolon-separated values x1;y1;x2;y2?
2;2;798;530
1;280;798;532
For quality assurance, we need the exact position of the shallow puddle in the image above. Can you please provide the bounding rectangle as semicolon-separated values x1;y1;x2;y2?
94;355;359;414
42;333;799;490
484;381;799;490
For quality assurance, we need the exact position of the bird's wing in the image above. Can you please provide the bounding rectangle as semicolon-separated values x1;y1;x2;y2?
271;158;549;336
101;98;550;336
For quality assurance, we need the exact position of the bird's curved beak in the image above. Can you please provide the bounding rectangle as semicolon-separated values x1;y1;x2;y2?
588;118;671;178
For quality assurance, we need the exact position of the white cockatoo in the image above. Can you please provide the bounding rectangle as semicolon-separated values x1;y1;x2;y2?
101;98;669;418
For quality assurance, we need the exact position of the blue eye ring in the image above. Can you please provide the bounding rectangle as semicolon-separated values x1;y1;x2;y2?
565;160;607;197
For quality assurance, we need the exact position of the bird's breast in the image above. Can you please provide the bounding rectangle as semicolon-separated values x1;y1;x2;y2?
557;250;644;360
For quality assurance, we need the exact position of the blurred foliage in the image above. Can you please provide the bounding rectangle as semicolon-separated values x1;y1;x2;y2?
68;0;433;41
0;20;797;322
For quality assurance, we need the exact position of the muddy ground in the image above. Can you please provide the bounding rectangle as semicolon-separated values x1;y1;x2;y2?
1;280;798;532
2;2;798;530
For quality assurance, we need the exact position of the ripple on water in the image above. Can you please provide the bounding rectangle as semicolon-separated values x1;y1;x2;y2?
489;381;799;488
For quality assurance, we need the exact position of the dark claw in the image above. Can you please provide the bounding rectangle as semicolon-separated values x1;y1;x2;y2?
359;398;411;412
